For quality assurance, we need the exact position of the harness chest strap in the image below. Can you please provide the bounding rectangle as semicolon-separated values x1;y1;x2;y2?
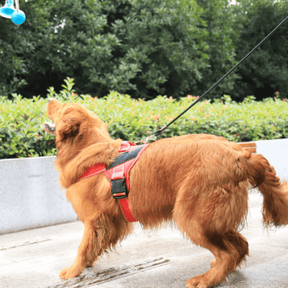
104;163;136;222
79;141;148;222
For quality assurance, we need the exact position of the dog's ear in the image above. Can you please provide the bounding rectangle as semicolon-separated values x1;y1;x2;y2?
57;117;81;141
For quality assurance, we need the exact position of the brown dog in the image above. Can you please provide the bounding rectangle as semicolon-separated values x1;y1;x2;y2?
44;99;288;288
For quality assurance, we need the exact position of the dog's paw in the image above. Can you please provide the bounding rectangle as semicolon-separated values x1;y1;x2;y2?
59;267;81;279
210;259;216;268
186;276;209;288
59;267;69;279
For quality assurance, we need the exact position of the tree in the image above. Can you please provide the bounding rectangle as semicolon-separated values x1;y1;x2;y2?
0;0;210;99
230;0;288;100
194;0;238;99
1;0;111;97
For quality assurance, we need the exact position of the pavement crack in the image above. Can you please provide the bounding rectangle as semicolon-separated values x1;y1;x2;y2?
0;237;52;250
48;257;171;288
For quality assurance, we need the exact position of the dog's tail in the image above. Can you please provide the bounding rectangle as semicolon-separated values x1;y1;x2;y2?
246;153;288;227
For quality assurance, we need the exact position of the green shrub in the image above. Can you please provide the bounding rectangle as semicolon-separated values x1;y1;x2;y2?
0;78;287;159
0;95;56;158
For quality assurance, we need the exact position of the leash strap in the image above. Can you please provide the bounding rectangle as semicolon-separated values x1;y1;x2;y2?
149;15;288;141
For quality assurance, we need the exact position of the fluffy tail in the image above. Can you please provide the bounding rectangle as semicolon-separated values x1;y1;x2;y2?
247;153;288;227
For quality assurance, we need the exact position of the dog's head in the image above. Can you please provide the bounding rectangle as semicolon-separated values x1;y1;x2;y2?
45;99;123;187
45;98;111;150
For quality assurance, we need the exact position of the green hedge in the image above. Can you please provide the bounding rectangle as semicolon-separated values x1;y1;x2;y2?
0;79;287;159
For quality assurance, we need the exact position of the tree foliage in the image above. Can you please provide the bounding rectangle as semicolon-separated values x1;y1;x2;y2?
1;0;286;101
230;0;288;100
0;0;210;99
194;0;238;99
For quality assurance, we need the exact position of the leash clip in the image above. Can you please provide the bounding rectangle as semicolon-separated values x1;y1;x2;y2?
134;125;167;145
134;134;156;145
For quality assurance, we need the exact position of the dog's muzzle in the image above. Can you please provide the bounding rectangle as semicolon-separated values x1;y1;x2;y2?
44;122;56;132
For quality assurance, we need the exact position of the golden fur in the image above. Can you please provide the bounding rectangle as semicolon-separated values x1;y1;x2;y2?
45;99;288;288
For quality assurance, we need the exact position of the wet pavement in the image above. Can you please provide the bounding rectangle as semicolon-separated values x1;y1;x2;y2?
1;192;288;288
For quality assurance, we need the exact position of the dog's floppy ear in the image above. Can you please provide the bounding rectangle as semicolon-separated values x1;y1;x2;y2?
57;117;81;141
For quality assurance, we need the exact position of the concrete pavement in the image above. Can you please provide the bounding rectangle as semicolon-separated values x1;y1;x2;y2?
1;192;288;288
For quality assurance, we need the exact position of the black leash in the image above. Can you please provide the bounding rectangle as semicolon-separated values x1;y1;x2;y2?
141;15;288;144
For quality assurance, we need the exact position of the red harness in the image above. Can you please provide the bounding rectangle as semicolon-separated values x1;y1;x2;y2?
79;141;148;222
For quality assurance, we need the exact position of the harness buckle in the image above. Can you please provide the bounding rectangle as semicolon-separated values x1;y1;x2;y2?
111;178;128;199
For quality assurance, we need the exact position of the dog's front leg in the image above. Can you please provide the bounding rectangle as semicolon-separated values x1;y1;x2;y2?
60;221;97;279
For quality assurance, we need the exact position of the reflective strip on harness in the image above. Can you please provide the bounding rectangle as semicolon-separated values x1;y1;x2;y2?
78;141;148;222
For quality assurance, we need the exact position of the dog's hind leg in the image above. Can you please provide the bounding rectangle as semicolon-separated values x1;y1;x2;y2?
225;229;248;267
173;189;248;287
177;222;240;288
210;229;248;269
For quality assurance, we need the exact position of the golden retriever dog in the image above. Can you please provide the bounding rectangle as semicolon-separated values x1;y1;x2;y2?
44;99;288;288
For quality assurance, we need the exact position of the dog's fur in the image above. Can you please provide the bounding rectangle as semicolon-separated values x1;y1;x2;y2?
45;99;288;288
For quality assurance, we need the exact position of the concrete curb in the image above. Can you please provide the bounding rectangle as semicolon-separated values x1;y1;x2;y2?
0;156;77;235
0;138;287;235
